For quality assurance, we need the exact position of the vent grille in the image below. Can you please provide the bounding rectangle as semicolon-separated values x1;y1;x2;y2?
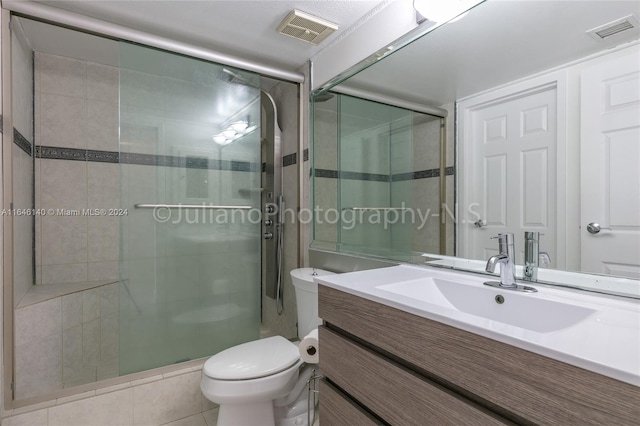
587;15;639;41
277;10;338;45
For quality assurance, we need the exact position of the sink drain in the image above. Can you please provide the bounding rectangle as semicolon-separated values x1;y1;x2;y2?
495;295;505;304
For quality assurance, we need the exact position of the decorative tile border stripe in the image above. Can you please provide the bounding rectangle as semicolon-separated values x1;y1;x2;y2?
37;146;86;161
304;149;309;162
314;168;339;179
341;171;390;182
87;149;119;163
0;114;3;133
283;152;297;167
313;169;389;182
315;166;455;182
14;128;33;156
36;145;259;172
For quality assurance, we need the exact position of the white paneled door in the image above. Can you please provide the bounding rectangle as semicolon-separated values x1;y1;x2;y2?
580;49;640;279
461;85;558;265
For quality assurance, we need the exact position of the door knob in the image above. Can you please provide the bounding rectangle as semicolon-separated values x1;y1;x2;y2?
474;219;486;228
586;222;611;234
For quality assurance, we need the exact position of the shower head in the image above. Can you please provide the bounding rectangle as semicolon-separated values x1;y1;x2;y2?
217;68;259;88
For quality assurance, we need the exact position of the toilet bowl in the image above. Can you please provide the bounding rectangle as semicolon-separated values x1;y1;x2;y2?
200;268;335;426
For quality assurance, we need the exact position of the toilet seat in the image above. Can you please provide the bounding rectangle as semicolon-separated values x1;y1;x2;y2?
203;336;300;380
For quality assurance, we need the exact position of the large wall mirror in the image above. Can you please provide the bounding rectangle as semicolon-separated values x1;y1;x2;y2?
311;0;640;295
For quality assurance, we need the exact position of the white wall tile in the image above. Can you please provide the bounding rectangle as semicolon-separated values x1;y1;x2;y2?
62;325;83;383
39;93;87;149
87;62;119;103
82;288;100;323
15;298;61;346
161;413;207;426
48;388;133;426
40;159;88;211
41;263;88;285
82;318;100;376
62;292;83;330
100;283;120;315
133;371;201;426
2;408;48;426
39;52;86;98
100;313;119;361
41;216;88;266
87;99;119;152
88;261;120;281
15;334;63;399
202;408;219;426
88;216;120;262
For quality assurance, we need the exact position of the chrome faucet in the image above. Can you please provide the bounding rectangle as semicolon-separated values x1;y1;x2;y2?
484;232;537;293
485;233;517;286
523;232;551;282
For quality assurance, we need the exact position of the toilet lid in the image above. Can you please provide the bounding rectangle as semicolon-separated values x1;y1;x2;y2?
203;336;300;380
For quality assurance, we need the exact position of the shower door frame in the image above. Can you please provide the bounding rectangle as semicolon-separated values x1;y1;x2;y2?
2;7;17;410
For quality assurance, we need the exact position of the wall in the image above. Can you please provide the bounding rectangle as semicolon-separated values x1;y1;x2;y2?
33;52;120;287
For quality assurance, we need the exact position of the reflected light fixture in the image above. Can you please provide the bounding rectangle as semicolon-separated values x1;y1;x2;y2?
230;121;249;133
212;118;259;147
413;0;481;24
222;129;236;139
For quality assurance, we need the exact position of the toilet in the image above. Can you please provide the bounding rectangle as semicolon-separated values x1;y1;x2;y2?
201;268;335;426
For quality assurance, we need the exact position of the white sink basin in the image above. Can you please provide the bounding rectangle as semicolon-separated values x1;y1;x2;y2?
316;265;640;386
378;278;596;333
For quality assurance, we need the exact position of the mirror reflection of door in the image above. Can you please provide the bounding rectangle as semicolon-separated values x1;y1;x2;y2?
461;86;557;266
458;78;561;267
459;44;640;278
580;49;640;278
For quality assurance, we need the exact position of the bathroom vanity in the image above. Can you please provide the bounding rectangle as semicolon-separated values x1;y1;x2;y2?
316;266;640;425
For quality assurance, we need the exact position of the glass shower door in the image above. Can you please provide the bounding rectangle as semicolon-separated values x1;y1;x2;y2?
118;42;262;374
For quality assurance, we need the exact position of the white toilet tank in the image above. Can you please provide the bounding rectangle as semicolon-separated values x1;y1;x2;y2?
290;268;335;339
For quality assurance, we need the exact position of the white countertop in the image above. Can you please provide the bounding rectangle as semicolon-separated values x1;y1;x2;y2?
316;264;640;387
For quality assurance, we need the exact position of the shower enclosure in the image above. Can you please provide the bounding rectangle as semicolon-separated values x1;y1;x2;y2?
6;17;276;401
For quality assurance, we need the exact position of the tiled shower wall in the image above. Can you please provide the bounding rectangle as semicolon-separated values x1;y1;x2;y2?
14;283;119;399
34;52;120;286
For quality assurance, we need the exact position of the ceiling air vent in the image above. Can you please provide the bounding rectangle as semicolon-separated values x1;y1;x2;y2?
277;10;338;45
586;15;640;41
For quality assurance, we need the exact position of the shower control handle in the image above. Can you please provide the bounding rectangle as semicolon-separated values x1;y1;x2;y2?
265;205;275;214
264;219;273;226
263;232;274;240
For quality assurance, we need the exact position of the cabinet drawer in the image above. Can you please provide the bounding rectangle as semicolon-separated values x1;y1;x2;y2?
320;380;382;426
320;326;508;426
319;285;640;425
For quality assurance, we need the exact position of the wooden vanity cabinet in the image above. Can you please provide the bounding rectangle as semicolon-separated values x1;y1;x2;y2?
318;285;640;426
